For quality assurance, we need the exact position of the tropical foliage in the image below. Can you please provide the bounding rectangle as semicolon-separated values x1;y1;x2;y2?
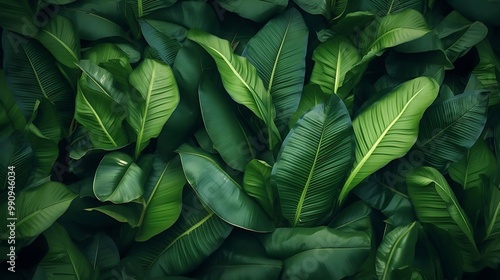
1;0;500;279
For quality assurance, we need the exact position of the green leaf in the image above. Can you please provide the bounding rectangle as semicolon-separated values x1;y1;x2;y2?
75;62;129;149
29;98;62;143
83;43;131;67
195;232;282;280
218;0;288;22
0;133;32;191
260;226;371;279
244;8;308;134
187;29;281;148
243;159;275;219
328;200;372;233
288;84;328;128
199;70;256;171
386;51;446;85
351;0;425;17
310;36;361;99
359;9;430;61
472;40;500;107
128;0;177;17
93;152;151;203
82;232;120;279
449;137;498;190
127;188;232;277
39;223;94;280
136;155;186;242
407;166;480;271
483;176;500;240
139;19;182;65
2;31;74;129
292;0;333;18
376;222;418;280
0;0;36;36
34;15;80;69
127;59;180;159
25;124;59;183
0;70;26;138
0;182;76;239
339;77;439;203
415;91;489;171
85;204;142;228
435;11;488;62
178;144;275;232
272;94;354;226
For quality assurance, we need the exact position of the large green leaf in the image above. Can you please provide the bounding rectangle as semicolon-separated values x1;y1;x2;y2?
376;222;418;280
195;232;282;280
415;91;489;171
187;29;281;148
272;94;354;227
76;60;127;105
29;98;63;143
25;124;59;184
288;84;328;128
139;19;182;65
0;70;26;139
310;36;361;99
178;144;275;232
127;188;232;277
328;200;372;234
136;155;186;242
435;11;488;62
2;31;74;129
339;77;439;203
34;15;80;69
483;176;500;241
243;159;275;219
244;8;308;134
473;40;500;107
260;226;371;279
39;223;94;280
359;9;430;61
0;182;76;239
351;0;425;17
93;152;152;203
407;166;480;271
83;43;131;67
75;61;129;149
0;133;32;191
449;137;497;190
199;70;256;171
292;0;348;19
218;0;288;22
127;59;180;159
128;0;177;17
82;232;120;280
85;204;142;228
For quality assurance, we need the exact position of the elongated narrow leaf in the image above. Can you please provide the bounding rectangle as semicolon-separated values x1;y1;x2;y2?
360;9;430;61
93;152;151;203
187;29;281;148
340;77;439;203
273;94;354;226
139;19;182;65
310;36;361;99
0;70;26;138
34;15;80;69
415;91;489;171
127;188;232;277
218;0;287;22
178;144;275;232
243;159;275;219
260;227;371;279
199;70;256;171
2;31;74;129
82;232;120;279
449;137;497;190
196;232;282;280
0;182;76;239
244;8;308;133
128;59;180;158
136;155;186;242
39;223;94;279
407;166;480;271
376;222;418;280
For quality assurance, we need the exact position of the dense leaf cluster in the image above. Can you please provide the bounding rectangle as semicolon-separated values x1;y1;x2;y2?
1;0;500;279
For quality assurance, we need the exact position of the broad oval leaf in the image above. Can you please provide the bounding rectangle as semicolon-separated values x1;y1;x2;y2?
199;70;256;171
0;181;76;239
218;0;288;22
272;94;354;227
93;152;151;203
244;8;308;134
34;15;80;69
39;223;94;280
127;188;232;277
415;91;489;171
136;155;186;242
339;77;439;203
178;144;275;232
187;29;281;148
376;222;418;280
127;59;180;159
406;166;480;271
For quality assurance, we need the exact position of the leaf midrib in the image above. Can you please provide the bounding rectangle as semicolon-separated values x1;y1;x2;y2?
39;29;78;63
17;195;75;233
267;15;291;96
381;222;415;280
79;90;117;146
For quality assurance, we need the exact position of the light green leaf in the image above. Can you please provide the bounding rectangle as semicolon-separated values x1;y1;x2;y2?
339;77;439;203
